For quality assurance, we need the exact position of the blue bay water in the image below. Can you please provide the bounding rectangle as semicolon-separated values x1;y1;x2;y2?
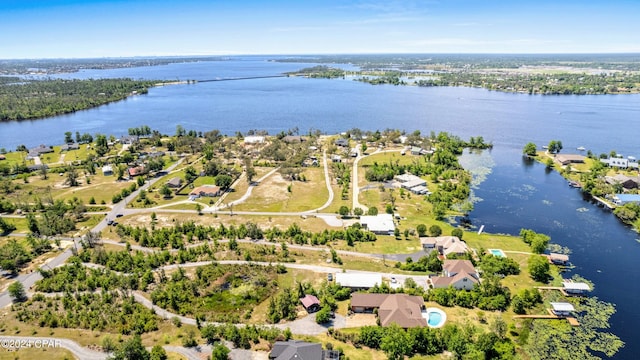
1;58;640;358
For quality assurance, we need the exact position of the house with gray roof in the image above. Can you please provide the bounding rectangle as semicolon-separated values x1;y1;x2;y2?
270;341;337;360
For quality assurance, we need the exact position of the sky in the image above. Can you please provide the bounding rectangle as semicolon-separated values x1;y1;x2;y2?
1;0;639;58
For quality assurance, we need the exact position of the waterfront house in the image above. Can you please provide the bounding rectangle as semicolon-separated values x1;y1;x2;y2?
555;154;586;166
429;259;479;290
60;143;79;151
27;144;53;159
421;236;470;258
350;293;427;328
605;174;640;189
550;302;575;317
334;138;349;147
300;294;321;313
189;185;221;198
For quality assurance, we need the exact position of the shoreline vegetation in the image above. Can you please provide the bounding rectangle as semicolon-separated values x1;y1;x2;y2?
523;141;640;231
0;125;623;359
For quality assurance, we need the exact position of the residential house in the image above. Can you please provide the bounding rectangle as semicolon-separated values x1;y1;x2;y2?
127;165;146;178
335;273;382;290
331;154;342;163
601;156;639;170
300;294;321;313
120;135;139;145
555;154;586;166
166;177;182;188
429;259;479;290
605;174;640;189
61;143;79;151
283;135;305;143
189;185;222;197
269;340;337;360
550;302;575;317
334;138;349;147
350;293;427;328
27;144;53;159
359;214;395;235
102;165;113;176
420;236;470;257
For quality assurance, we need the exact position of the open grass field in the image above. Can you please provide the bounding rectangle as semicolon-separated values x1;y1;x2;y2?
234;168;328;212
0;347;76;360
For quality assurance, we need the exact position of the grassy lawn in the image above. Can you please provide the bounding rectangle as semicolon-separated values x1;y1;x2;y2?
332;235;420;255
233;169;328;212
297;333;388;360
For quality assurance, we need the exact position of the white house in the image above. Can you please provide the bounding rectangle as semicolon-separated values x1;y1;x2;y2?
429;260;479;290
244;136;265;144
360;214;395;235
550;302;575;316
102;165;113;176
335;273;382;289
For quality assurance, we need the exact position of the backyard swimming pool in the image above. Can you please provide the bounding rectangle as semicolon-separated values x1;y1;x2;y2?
488;249;506;257
423;307;447;328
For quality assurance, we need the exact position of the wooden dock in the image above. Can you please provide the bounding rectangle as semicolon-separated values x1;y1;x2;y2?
592;195;615;210
513;309;580;326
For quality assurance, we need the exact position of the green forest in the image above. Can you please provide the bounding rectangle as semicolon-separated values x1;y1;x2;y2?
0;77;156;121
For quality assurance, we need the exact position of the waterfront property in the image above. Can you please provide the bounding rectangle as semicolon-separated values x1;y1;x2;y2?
601;156;640;170
604;174;640;189
429;259;479;290
554;154;586;166
420;236;471;258
350;293;427;328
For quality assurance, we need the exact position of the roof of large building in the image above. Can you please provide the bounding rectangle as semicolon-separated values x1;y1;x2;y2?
335;273;382;288
189;185;221;195
555;154;586;164
443;259;477;277
359;214;395;234
270;341;323;360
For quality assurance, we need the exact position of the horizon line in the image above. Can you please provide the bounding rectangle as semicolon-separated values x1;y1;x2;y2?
3;52;640;61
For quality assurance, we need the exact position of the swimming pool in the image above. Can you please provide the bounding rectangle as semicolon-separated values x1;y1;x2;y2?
422;307;447;328
489;249;506;257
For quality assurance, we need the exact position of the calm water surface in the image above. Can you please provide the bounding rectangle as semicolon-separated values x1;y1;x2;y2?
1;59;640;358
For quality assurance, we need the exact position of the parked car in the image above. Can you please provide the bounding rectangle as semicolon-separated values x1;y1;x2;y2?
327;273;333;281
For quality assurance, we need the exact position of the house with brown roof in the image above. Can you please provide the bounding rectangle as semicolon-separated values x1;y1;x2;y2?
128;165;146;178
300;294;321;313
605;174;640;189
420;236;470;258
166;177;182;188
189;185;221;197
350;293;427;328
555;154;586;166
429;259;479;291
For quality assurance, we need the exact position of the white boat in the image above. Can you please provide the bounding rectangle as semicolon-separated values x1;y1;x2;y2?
577;146;586;151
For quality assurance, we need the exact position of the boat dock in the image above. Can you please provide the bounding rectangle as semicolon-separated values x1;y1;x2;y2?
592;195;615;210
513;309;580;326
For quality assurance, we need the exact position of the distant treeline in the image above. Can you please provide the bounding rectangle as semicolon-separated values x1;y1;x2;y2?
0;78;157;121
416;72;640;95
